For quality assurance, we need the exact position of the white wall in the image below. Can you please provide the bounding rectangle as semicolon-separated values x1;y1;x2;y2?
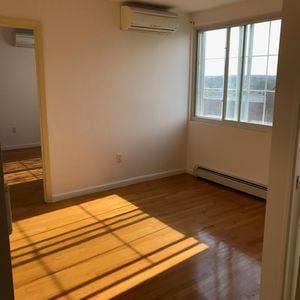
0;28;40;150
0;0;191;200
187;122;273;184
187;0;283;186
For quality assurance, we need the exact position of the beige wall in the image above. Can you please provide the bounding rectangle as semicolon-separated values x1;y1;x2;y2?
0;28;40;150
0;0;191;200
187;0;283;186
191;0;282;27
187;122;272;184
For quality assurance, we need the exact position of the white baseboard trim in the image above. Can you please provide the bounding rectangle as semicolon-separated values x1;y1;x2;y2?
185;168;193;175
2;142;41;151
51;168;186;202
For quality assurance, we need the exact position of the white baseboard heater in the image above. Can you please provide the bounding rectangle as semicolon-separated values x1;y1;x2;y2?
193;166;267;199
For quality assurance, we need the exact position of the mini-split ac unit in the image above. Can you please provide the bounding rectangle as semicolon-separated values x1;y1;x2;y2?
121;5;179;33
13;29;35;48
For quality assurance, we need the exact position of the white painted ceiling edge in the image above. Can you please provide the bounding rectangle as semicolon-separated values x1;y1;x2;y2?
111;0;248;13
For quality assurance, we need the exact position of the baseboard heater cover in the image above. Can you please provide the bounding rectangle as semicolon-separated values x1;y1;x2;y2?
193;165;267;199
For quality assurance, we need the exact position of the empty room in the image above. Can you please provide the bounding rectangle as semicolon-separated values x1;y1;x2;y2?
0;0;300;299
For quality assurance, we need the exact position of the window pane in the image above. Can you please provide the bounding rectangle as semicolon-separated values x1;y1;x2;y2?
229;26;242;58
252;22;270;56
267;56;278;90
226;90;238;120
201;99;223;118
249;57;268;90
204;29;227;59
228;58;238;90
204;59;226;89
241;20;281;125
225;26;243;121
203;89;223;99
269;20;281;55
195;29;227;119
241;91;265;124
202;89;223;118
265;92;275;124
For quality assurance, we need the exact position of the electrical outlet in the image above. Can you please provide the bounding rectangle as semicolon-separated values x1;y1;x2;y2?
116;153;122;163
12;127;17;134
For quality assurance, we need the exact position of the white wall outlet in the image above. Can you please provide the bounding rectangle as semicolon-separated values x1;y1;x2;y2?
116;153;122;163
12;127;17;134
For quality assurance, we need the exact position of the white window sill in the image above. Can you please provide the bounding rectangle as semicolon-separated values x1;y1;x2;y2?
190;116;273;133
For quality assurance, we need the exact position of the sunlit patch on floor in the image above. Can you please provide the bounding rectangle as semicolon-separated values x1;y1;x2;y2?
3;158;43;185
10;195;208;299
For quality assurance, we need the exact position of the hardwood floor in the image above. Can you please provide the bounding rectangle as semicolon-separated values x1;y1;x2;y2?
2;147;44;208
3;147;42;163
8;174;266;299
3;147;43;185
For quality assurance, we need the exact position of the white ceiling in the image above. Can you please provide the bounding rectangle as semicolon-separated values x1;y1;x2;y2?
113;0;245;13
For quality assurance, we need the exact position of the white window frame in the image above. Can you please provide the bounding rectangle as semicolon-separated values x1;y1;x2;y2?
191;17;281;132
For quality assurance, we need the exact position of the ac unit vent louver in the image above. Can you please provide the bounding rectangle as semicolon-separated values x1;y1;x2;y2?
121;5;179;34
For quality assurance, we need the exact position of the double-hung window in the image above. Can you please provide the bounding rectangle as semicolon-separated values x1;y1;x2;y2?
194;19;281;126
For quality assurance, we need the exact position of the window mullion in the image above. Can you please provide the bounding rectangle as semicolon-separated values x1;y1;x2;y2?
237;25;247;122
262;22;272;124
244;25;254;122
222;28;231;121
198;33;206;117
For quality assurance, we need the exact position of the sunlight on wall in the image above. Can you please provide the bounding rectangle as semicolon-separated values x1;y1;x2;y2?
10;194;208;299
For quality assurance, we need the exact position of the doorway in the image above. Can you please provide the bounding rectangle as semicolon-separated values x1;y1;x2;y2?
0;26;44;209
0;17;50;206
0;17;50;299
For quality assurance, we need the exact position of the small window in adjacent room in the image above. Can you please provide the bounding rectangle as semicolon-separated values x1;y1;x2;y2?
194;19;281;126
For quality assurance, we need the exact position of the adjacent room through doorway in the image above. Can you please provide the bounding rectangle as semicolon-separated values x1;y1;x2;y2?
0;26;44;209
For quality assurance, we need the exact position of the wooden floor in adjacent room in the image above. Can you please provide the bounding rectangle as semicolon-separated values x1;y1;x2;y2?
3;147;43;185
9;174;265;300
2;147;44;209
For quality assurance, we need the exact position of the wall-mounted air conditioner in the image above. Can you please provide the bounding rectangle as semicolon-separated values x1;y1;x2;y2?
13;29;35;48
121;5;179;34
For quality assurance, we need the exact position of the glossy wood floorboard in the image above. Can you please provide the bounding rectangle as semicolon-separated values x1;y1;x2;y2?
8;166;265;299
